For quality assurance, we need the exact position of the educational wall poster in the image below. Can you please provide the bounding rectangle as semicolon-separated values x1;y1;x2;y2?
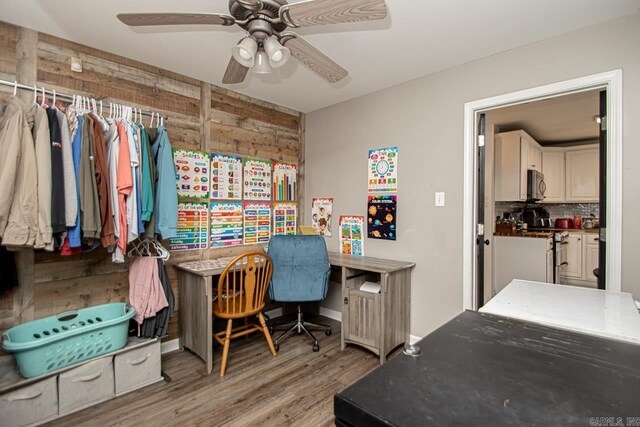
273;203;297;236
368;146;398;193
273;162;297;201
367;195;397;240
311;198;333;237
210;202;243;248
243;202;271;245
173;149;210;198
340;216;365;256
243;159;272;200
169;202;209;251
211;154;242;200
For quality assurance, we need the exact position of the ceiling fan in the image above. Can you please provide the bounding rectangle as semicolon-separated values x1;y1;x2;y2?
117;0;387;84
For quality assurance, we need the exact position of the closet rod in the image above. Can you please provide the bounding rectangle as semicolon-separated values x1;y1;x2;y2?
0;79;168;121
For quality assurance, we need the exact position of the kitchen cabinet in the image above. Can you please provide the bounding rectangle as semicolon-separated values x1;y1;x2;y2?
561;234;582;279
541;151;565;203
493;235;553;294
559;231;598;287
495;130;542;201
565;148;599;202
584;234;599;282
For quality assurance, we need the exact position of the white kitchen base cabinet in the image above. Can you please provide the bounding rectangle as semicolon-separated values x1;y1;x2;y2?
559;231;598;288
0;337;163;427
493;236;553;295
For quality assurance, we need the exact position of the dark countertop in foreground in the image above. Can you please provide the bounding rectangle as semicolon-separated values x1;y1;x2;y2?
334;310;640;427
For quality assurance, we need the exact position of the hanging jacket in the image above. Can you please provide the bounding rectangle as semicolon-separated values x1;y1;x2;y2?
143;127;157;239
105;120;120;250
47;107;66;236
0;97;37;247
31;105;53;251
67;116;83;248
79;114;101;241
56;109;77;228
90;113;115;247
136;123;154;223
133;124;144;234
151;126;178;239
128;257;168;326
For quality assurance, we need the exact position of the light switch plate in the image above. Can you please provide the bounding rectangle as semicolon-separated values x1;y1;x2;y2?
435;192;445;207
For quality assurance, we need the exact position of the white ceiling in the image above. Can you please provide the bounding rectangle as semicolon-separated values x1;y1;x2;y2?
491;90;601;144
1;0;639;112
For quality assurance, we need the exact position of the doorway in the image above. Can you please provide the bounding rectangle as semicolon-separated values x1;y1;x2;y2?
462;70;622;311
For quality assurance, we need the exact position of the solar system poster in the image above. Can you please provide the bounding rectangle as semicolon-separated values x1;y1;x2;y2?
173;149;210;198
368;146;398;193
367;195;397;240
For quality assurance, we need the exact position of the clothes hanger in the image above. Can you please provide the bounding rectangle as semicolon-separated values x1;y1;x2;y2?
12;81;17;96
40;87;45;108
149;111;155;128
99;100;103;117
52;90;57;109
33;86;37;105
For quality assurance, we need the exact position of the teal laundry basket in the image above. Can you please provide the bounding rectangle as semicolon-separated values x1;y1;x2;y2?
2;303;135;378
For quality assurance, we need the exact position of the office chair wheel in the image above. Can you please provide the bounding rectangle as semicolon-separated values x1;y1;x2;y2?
275;343;279;351
325;328;332;336
312;343;319;352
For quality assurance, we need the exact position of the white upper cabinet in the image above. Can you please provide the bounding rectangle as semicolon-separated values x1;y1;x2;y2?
495;130;542;202
565;148;599;202
541;151;565;203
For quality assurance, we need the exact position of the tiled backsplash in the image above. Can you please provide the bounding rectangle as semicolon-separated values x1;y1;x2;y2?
495;202;599;221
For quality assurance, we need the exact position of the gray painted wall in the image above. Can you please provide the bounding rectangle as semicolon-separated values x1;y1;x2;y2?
306;12;640;338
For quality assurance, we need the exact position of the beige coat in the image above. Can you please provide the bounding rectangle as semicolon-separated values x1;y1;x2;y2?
0;97;38;247
31;105;53;251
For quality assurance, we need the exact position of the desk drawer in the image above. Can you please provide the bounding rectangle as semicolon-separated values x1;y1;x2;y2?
0;376;58;426
58;356;114;415
114;340;161;395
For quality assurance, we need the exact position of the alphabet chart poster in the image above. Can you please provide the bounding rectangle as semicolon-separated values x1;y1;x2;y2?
340;216;365;256
368;146;398;193
169;202;209;251
243;202;271;244
211;154;242;200
273;162;297;201
367;195;397;240
173;149;210;198
243;159;272;201
311;198;333;237
210;202;243;248
273;203;297;236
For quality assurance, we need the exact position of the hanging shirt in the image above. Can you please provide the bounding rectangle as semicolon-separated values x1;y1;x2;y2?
47;108;66;237
90;113;115;247
56;109;77;228
133;123;144;234
79;114;101;241
105;119;120;256
67;115;83;248
125;121;139;244
115;122;132;256
31;105;53;251
136;123;154;223
151;126;178;239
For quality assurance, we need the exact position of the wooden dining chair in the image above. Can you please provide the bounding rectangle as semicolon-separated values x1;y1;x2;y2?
213;251;276;376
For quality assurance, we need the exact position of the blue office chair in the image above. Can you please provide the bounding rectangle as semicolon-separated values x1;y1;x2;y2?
268;235;332;352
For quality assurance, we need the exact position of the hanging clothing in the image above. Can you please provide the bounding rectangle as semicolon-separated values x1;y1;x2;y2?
67;115;83;248
0;246;18;295
128;257;168;327
115;122;132;256
31;104;53;251
0;97;37;247
79;114;101;241
151;126;178;239
47;107;66;237
143;126;157;239
56;109;77;228
133;124;144;235
90;113;115;247
105;119;120;258
66;105;78;142
125;121;139;244
136;123;154;223
138;258;174;338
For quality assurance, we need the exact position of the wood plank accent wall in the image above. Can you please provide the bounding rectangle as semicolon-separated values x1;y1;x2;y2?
0;21;304;345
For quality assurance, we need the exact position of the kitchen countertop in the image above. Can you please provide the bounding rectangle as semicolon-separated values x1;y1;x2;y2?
528;227;600;233
494;231;554;238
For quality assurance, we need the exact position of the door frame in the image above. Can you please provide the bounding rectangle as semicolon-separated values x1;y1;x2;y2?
462;70;623;310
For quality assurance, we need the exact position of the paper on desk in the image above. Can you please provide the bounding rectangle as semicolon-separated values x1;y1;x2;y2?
360;281;381;294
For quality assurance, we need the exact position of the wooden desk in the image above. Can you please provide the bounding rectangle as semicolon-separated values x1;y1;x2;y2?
328;252;415;364
177;253;414;374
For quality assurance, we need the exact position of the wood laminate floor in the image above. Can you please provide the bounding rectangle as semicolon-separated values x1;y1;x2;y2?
47;317;383;427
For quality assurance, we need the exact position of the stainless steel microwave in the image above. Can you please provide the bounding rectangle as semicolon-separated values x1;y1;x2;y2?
527;169;546;201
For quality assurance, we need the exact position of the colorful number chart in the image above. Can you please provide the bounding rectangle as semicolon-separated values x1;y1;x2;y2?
273;162;297;201
173;149;210;198
211;154;242;200
368;146;398;193
243;159;272;201
311;198;333;237
243;202;271;244
210;202;243;248
367;195;397;241
169;202;209;251
273;203;297;236
340;216;365;256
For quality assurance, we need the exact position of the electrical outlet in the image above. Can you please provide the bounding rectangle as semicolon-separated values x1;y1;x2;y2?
435;192;445;207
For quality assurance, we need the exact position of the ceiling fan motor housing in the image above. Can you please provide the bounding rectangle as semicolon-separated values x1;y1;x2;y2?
229;0;288;39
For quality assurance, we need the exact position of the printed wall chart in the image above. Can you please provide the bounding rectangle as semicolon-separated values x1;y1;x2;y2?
173;149;210;198
211;154;242;200
273;203;297;236
367;195;397;240
273;162;297;201
368;146;398;193
169;202;209;251
244;159;272;201
340;216;365;256
311;198;333;237
210;202;243;248
243;202;271;244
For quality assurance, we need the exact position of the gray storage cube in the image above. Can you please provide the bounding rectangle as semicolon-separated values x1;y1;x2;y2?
114;340;161;395
0;376;58;427
58;356;114;415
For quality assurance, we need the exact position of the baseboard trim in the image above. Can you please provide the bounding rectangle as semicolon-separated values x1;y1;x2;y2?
319;307;342;322
161;338;180;355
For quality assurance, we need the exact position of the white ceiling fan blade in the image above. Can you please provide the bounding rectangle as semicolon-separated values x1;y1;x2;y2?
279;0;387;28
281;33;348;83
222;56;249;84
117;13;236;27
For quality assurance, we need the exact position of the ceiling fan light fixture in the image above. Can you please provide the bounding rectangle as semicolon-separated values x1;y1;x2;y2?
263;36;290;68
232;36;257;67
252;50;272;74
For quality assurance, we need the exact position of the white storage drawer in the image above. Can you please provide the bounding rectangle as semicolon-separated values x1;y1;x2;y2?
585;234;600;245
114;340;161;395
58;356;114;415
0;376;58;427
